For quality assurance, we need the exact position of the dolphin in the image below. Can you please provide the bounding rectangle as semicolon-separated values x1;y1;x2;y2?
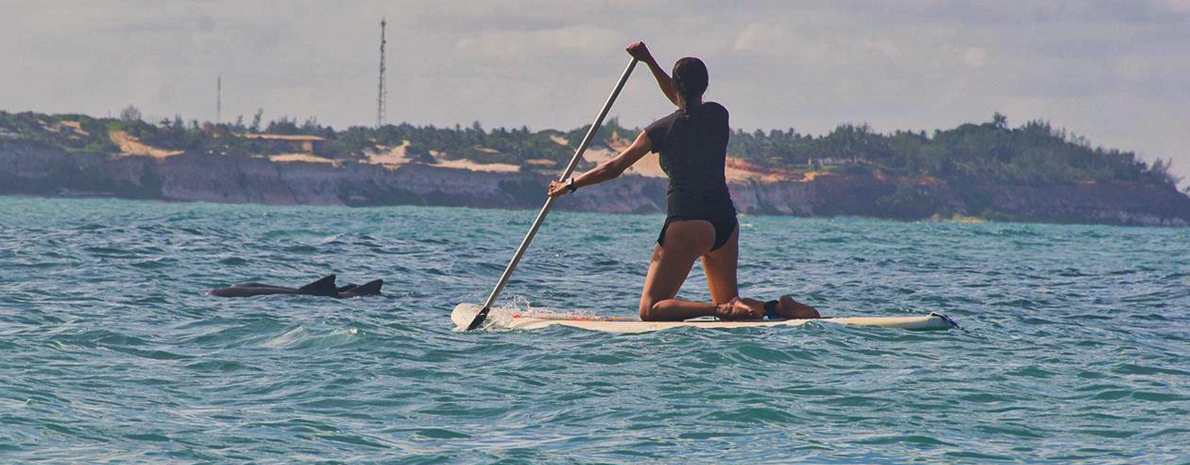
208;275;383;298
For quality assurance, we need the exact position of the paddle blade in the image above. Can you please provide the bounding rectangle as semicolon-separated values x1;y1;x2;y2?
453;303;488;331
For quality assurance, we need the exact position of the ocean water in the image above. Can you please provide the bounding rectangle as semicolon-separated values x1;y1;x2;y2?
1;196;1188;464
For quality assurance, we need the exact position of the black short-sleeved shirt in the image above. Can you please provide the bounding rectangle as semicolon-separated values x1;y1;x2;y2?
644;101;736;221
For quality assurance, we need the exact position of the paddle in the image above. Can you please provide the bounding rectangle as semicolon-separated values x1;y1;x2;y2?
465;57;639;331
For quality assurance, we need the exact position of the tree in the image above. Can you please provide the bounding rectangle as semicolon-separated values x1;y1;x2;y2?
302;116;319;133
120;105;142;121
250;109;264;133
991;111;1007;129
266;116;300;135
1148;158;1181;187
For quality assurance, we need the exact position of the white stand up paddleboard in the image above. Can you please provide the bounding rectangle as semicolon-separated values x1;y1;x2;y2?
452;303;957;334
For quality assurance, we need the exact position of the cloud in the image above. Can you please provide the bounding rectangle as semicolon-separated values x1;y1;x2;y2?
963;48;988;69
1;0;1188;185
731;23;792;56
1158;0;1190;12
861;40;901;59
454;26;622;62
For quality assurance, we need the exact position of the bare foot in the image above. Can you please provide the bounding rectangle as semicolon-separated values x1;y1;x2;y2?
715;297;764;320
778;296;820;319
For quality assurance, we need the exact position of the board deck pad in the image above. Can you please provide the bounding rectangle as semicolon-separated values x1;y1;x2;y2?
452;304;956;333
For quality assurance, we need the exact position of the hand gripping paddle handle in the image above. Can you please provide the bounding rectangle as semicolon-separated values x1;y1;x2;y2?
466;58;638;331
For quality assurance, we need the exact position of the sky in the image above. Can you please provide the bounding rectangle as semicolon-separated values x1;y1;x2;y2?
3;0;1188;184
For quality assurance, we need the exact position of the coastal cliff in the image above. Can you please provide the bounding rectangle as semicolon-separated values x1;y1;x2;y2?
3;142;1188;227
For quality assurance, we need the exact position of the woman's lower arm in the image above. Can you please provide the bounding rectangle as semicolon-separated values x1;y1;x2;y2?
569;132;649;192
574;162;622;189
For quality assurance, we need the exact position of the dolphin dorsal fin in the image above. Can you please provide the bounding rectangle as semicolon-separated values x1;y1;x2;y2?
337;279;383;298
353;279;383;295
299;275;338;296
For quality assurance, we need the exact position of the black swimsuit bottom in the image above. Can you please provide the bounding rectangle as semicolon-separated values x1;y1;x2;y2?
657;215;738;252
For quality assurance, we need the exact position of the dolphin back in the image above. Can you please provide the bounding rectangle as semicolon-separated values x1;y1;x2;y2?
209;275;382;298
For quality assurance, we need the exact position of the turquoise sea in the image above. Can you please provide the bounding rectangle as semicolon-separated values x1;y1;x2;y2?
1;196;1188;464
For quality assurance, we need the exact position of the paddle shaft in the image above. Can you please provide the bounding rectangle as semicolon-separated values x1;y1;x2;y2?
466;58;638;330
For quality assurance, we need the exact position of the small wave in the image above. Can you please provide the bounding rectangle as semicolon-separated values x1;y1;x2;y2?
703;406;803;425
255;327;361;349
82;246;142;258
976;423;1047;439
218;256;249;265
853;434;954;446
1112;363;1190;377
130;258;176;269
262;229;331;239
412;428;471;440
49;329;150;348
315;234;344;245
184;359;257;372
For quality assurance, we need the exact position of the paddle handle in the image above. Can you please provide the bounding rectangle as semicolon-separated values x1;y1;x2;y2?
467;58;638;330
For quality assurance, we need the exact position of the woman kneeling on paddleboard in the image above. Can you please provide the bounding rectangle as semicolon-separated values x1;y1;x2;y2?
549;42;821;322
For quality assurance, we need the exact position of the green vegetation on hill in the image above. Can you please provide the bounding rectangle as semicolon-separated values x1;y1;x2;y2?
0;112;120;153
726;113;1180;188
0;109;1182;191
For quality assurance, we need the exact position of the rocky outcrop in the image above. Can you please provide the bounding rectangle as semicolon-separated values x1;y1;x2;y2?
962;180;1190;227
3;142;1189;227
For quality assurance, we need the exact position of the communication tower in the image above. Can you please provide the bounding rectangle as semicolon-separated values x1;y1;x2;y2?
377;18;387;127
216;75;222;123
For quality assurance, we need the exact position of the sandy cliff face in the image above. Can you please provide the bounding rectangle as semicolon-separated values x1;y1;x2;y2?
2;142;1188;227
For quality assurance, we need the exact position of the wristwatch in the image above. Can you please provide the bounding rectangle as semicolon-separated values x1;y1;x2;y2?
565;178;578;193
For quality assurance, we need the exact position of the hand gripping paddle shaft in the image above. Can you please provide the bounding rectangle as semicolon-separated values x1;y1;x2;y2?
466;58;638;331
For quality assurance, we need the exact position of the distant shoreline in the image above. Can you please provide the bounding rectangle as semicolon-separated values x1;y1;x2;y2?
3;142;1188;227
3;110;1189;227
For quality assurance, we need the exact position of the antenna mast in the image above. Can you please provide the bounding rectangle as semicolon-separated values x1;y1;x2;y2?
216;75;222;124
377;18;387;128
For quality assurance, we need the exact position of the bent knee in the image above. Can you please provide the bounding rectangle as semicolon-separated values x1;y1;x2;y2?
639;301;656;321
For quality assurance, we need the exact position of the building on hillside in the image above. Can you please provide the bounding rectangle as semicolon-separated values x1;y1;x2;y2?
237;134;325;153
811;157;847;170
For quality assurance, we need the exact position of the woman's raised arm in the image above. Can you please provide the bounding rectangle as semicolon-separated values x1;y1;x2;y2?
626;42;679;107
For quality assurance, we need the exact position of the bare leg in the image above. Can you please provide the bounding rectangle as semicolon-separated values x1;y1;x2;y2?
639;220;761;321
702;223;764;318
639;220;712;321
701;222;818;319
701;224;739;304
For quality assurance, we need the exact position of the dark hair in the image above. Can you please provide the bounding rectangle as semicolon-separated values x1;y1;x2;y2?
672;57;708;104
